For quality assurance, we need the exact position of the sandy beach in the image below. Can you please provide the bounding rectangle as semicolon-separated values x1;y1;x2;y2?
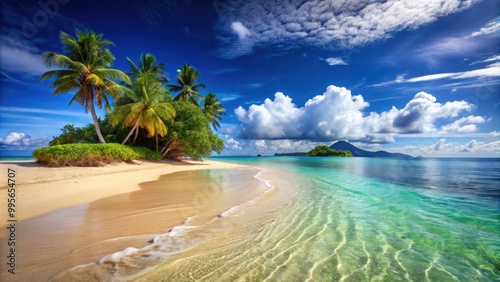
0;159;246;227
0;159;269;281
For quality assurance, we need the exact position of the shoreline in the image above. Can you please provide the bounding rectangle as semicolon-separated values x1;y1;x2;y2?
0;160;247;228
0;159;266;281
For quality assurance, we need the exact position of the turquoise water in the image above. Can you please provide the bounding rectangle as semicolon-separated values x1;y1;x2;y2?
200;156;500;281
0;156;36;161
42;156;499;281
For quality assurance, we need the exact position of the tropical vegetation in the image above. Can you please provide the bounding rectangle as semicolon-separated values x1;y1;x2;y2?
306;146;353;157
168;64;206;106
40;30;130;143
37;29;225;165
33;143;160;166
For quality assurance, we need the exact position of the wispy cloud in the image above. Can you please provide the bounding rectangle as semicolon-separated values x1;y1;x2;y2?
369;96;405;103
218;92;242;102
469;54;500;65
465;17;500;38
213;68;240;74
0;44;52;76
0;107;88;117
241;82;264;89
216;0;480;58
372;64;500;86
323;57;348;66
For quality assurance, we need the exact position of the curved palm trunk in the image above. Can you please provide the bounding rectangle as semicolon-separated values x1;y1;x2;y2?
122;118;141;145
88;97;106;144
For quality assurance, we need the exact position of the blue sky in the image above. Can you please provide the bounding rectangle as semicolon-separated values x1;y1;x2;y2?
0;0;499;157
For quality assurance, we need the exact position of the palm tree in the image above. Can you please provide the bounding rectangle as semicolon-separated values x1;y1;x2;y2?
40;29;130;143
203;93;225;130
111;56;175;151
168;64;205;106
126;53;168;83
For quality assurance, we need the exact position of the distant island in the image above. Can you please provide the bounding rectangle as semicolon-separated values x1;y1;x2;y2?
275;141;417;159
306;146;353;157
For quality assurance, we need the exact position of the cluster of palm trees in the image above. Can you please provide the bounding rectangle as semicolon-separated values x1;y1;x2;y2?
41;29;225;152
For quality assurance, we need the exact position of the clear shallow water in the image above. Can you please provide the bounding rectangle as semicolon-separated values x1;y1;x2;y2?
179;156;499;281
43;157;499;281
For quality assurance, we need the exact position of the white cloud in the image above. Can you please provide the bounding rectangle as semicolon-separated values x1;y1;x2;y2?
231;22;250;39
373;64;500;86
384;139;500;157
225;138;242;150
324;57;348;66
416;37;479;64
0;44;51;76
235;92;304;139
470;54;500;65
440;116;485;133
0;132;48;150
466;17;500;38
428;139;448;151
454;140;500;152
0;107;88;117
235;85;480;143
218;93;242;102
217;0;480;58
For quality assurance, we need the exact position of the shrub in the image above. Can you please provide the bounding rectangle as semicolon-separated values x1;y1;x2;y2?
33;143;161;166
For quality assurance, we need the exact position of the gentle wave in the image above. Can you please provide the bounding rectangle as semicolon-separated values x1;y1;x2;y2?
55;169;274;281
220;169;275;217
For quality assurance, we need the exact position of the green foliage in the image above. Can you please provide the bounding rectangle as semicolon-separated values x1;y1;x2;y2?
33;143;160;166
40;29;130;143
42;33;225;161
165;102;224;161
203;92;226;130
306;146;353;157
49;116;131;145
168;64;206;106
49;124;98;145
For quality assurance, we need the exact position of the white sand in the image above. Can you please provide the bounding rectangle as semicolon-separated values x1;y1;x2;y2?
0;160;246;227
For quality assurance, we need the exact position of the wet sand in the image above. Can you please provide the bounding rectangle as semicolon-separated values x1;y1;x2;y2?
0;160;246;226
0;161;266;281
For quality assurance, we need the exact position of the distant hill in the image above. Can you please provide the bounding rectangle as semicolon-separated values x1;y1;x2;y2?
275;141;417;158
330;141;415;158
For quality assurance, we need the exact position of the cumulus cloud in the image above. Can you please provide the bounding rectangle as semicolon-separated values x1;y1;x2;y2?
324;57;348;66
225;137;242;150
428;139;449;151
217;0;480;58
440;115;485;133
0;132;48;150
454;140;500;152
235;85;482;143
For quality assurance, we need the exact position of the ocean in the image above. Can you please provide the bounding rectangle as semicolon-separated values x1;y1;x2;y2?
138;156;499;281
0;156;36;162
7;156;498;281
